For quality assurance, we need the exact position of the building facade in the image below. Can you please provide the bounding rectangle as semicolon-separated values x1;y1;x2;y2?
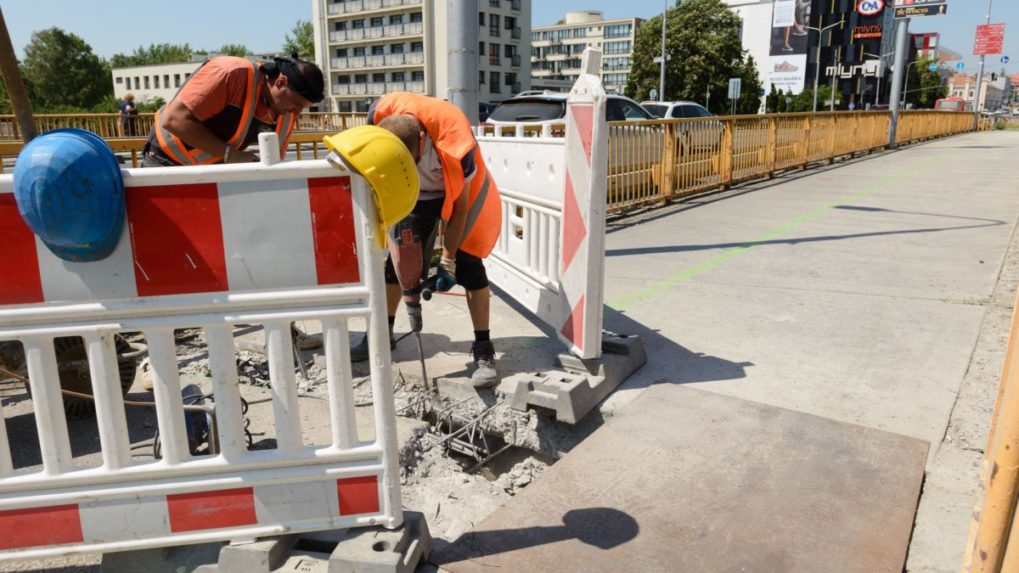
947;73;1005;111
112;62;202;104
311;0;530;112
530;11;642;95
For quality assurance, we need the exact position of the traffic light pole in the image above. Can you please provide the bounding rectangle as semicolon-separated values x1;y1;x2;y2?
888;17;910;148
973;0;993;129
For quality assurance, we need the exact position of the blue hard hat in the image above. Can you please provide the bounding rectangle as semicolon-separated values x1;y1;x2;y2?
13;128;125;262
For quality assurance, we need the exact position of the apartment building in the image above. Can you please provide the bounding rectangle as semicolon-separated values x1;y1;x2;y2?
311;0;530;112
948;73;1005;112
530;11;642;95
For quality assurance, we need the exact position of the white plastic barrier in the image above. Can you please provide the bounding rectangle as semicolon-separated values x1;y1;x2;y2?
0;136;402;559
478;49;608;360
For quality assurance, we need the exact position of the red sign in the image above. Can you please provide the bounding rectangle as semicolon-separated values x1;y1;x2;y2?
974;23;1006;56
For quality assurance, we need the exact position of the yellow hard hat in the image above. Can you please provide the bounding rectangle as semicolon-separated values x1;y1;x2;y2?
324;125;419;248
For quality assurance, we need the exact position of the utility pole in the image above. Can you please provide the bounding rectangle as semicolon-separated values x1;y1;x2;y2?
973;0;993;129
809;18;844;113
888;16;910;148
659;0;667;102
447;0;479;125
0;6;37;142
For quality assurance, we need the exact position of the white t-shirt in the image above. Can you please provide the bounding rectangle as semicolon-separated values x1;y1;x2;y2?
417;134;476;200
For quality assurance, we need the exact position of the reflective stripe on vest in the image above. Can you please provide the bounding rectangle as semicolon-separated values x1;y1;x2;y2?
154;60;264;166
276;112;296;157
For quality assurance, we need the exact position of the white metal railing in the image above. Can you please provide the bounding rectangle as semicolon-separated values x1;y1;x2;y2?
327;0;422;15
328;22;424;43
330;52;426;69
332;81;424;96
0;135;402;559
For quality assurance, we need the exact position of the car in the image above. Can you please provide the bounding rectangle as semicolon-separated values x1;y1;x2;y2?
640;101;714;120
485;91;654;127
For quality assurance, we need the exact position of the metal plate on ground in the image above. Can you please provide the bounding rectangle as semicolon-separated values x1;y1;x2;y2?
438;384;928;573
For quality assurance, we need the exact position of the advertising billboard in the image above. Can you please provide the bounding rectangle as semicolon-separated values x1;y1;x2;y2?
768;0;811;95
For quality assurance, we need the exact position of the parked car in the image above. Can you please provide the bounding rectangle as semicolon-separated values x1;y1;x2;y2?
641;100;724;153
486;91;654;127
485;91;660;194
640;101;713;120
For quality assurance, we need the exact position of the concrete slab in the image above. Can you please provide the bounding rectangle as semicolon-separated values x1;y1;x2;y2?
438;385;928;573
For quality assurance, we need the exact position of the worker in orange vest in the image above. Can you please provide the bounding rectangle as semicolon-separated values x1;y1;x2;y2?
355;93;502;387
142;53;323;167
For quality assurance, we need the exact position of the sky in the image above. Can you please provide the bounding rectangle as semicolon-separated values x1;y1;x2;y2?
4;1;1018;75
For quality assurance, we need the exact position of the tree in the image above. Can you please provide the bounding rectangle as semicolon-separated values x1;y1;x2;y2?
111;43;194;68
282;20;315;59
903;56;946;109
21;27;111;111
626;0;761;114
217;44;249;57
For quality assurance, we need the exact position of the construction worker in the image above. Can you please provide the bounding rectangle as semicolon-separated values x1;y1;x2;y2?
118;93;138;136
353;93;503;387
141;53;323;167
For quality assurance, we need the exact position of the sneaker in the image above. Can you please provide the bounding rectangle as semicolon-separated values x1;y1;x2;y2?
350;329;395;363
470;340;499;387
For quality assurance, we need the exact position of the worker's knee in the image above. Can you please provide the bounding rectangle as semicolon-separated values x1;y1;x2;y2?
455;251;489;291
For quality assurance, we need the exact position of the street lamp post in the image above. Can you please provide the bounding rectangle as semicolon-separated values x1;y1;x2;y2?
805;18;845;113
864;51;895;106
659;0;667;102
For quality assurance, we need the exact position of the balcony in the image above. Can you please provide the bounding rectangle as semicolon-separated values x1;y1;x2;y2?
332;80;425;96
511;54;521;66
331;51;425;69
329;21;423;43
488;27;500;38
510;27;521;39
327;0;422;15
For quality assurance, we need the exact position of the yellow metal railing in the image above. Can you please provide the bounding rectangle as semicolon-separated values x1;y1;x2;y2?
0;113;369;141
961;288;1019;573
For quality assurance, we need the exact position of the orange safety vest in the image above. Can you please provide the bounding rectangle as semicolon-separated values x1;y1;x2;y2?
370;93;502;259
153;60;296;165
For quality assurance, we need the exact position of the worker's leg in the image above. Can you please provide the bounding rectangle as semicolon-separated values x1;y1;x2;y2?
457;252;498;387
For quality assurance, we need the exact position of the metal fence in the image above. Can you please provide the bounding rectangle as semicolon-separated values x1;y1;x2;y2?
0;113;369;141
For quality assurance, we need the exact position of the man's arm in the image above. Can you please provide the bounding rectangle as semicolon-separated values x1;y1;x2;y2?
160;99;257;163
441;180;471;258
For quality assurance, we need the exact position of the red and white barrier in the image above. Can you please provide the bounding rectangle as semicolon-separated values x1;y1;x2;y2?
479;49;608;359
0;135;402;560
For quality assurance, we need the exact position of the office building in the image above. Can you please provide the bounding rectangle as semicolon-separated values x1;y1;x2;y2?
530;11;642;95
311;0;531;112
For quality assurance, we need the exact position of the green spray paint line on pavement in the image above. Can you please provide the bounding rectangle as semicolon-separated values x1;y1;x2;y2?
608;150;959;311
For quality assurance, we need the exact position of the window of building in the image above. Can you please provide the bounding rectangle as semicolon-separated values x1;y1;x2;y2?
164;74;170;87
489;0;499;7
479;12;485;25
604;41;631;54
479;42;485;55
479;71;485;84
368;16;382;27
337;76;350;84
372;72;386;82
352;19;365;29
504;44;514;57
123;77;130;88
489;43;500;64
412;70;424;82
411;41;423;52
356;101;370;112
372;45;385;55
392;71;405;82
505;72;516;86
389;14;403;25
489;14;500;36
185;73;191;80
353;46;366;56
489;71;500;93
391;43;404;54
335;21;346;31
339;101;353;112
337;48;348;57
410;12;422;23
354;74;367;83
505;16;516;30
144;76;150;89
153;75;160;89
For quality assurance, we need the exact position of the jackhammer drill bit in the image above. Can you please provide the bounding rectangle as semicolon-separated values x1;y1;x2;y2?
415;331;430;391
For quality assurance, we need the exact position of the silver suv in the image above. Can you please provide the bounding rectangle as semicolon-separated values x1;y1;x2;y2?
641;101;714;119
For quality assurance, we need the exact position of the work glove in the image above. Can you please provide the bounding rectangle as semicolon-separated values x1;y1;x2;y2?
406;301;423;333
434;256;457;292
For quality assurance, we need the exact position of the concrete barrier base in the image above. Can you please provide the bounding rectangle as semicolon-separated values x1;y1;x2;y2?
511;333;646;423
